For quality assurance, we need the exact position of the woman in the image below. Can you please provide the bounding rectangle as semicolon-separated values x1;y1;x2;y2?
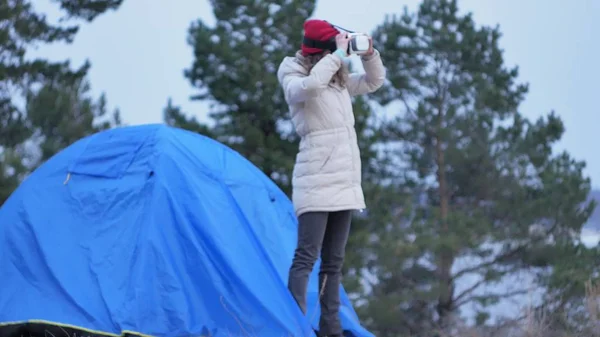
276;19;386;336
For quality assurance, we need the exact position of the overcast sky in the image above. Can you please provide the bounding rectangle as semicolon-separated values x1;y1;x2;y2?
32;0;599;186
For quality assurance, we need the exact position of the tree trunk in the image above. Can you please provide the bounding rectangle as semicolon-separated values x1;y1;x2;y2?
435;93;454;329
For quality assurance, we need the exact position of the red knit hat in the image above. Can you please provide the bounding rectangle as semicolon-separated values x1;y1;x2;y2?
301;19;340;56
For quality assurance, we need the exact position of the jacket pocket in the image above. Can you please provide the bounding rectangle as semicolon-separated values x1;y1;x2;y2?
318;145;336;172
294;145;336;178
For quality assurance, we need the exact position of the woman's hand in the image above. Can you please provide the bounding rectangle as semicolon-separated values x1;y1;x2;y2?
364;36;374;56
335;33;350;54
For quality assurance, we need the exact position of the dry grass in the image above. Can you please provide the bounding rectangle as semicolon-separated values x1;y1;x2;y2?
432;279;600;337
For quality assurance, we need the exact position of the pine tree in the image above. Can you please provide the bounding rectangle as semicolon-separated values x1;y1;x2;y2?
342;93;412;294
356;0;596;334
0;0;123;205
163;98;213;138
0;0;123;136
26;77;122;167
182;0;317;195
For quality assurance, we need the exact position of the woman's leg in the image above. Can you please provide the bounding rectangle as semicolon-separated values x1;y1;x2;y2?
288;211;329;314
319;210;352;336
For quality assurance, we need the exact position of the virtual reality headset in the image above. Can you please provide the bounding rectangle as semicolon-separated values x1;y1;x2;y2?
303;22;371;56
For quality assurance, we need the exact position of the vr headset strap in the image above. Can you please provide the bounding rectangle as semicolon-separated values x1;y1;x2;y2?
302;36;337;53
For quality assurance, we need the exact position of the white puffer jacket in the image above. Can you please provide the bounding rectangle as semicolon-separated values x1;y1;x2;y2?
277;50;386;216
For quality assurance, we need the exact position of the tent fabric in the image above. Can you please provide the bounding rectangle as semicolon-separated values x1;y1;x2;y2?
0;124;374;337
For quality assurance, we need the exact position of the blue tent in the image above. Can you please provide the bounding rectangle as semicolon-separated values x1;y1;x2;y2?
0;124;373;337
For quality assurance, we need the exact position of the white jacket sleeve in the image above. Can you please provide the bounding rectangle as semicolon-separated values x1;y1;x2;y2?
278;54;343;104
347;49;386;96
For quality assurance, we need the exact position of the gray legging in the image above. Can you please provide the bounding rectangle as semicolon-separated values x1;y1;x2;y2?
287;210;352;336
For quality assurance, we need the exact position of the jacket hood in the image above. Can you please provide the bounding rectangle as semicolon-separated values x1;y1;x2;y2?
277;51;308;84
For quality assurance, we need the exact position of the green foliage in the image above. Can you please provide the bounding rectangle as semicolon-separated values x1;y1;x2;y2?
0;0;123;205
0;147;28;205
349;0;598;335
0;0;122;136
26;77;122;166
163;98;213;138
343;94;401;293
51;0;123;21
